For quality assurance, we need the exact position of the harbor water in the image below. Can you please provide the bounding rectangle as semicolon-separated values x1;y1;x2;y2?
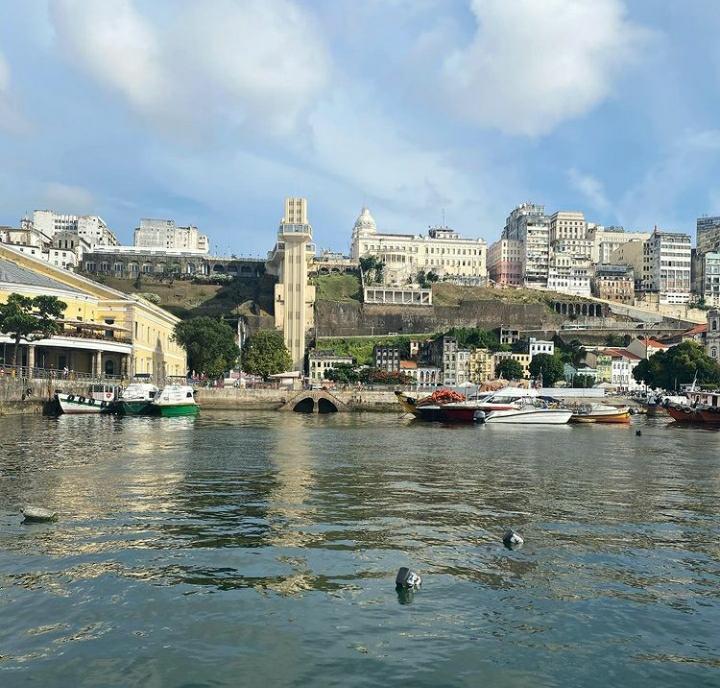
1;412;719;687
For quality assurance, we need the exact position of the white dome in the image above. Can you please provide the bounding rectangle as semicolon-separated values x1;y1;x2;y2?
353;207;377;235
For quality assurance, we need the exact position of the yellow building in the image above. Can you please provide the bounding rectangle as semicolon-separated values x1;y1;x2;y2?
493;351;531;379
468;348;495;383
0;244;186;378
266;198;316;371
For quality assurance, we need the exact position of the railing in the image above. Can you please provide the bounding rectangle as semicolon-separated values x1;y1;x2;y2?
0;365;124;383
60;329;133;344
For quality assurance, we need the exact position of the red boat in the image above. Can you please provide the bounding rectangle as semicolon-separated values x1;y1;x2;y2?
441;387;541;423
666;390;720;423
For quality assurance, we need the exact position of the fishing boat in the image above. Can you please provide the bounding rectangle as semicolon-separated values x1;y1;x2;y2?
151;384;199;417
56;384;116;414
480;396;572;424
395;389;466;421
570;403;631;424
114;382;159;415
666;390;720;424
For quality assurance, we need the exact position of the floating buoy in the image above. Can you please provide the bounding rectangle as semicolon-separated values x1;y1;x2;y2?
503;529;524;548
21;506;58;523
395;567;422;589
635;430;642;436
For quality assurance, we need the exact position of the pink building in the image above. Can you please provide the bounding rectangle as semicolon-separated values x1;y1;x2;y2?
488;239;523;286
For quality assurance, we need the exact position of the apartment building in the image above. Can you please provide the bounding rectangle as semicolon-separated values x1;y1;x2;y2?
487;238;523;286
134;219;209;254
502;203;549;288
642;229;692;304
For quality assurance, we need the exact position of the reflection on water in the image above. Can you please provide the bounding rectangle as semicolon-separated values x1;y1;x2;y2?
0;412;719;687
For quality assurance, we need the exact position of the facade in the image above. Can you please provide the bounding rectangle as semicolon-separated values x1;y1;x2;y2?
493;351;531;379
602;348;642;390
693;251;720;306
610;239;645;289
308;350;353;383
707;309;720;363
350;207;487;286
503;203;549;288
403;362;440;388
1;225;49;248
697;216;720;255
134;219;209;254
528;337;554;359
549;211;586;243
642;229;692;304
266;198;316;371
373;345;401;372
592;264;635;303
588;226;650;264
487;238;523;286
468;348;495;383
0;245;186;378
547;252;592;296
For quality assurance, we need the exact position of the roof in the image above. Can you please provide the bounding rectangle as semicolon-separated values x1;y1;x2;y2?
602;347;642;361
644;338;670;349
0;257;85;294
400;360;417;369
683;323;708;336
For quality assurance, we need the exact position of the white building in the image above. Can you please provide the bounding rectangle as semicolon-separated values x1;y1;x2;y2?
503;203;549;288
549;211;586;243
528;338;554;359
693;251;720;307
547;252;592;296
350;207;487;286
29;210;118;248
588;225;651;264
642;229;692;304
134;219;209;254
308;350;353;383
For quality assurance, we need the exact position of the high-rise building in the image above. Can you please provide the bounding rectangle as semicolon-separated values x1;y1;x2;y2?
587;225;651;264
693;251;720;307
642;229;692;304
487;238;523;286
697;216;720;255
266;197;316;371
134;219;209;254
503;203;549;288
28;210;118;248
549;211;586;243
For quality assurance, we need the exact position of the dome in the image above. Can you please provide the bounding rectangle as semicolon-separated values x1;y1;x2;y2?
353;207;377;235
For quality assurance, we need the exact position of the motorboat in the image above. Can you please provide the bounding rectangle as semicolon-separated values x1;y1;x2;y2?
152;384;199;417
442;387;530;423
480;397;572;424
570;403;631;424
56;384;116;414
115;382;159;415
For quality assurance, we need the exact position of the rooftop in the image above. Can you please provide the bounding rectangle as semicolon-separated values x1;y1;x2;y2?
0;257;84;294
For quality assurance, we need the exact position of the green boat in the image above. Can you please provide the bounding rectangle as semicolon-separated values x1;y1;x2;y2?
152;384;199;417
115;383;159;416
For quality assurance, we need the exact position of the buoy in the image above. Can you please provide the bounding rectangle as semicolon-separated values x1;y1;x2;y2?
503;529;524;548
636;429;642;436
21;506;58;523
395;567;422;589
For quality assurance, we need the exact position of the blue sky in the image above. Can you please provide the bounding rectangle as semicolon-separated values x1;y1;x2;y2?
1;0;720;255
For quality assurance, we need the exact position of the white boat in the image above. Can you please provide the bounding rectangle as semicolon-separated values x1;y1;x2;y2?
116;382;159;415
56;384;116;414
151;384;199;417
481;396;572;424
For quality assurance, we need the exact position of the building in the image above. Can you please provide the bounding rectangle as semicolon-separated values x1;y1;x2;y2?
626;337;671;360
587;225;651;264
503;203;549;288
697;216;720;255
707;309;720;363
692;251;720;306
373;345;401;372
350;207;487;286
602;348;643;390
642;229;692;304
528;337;554;359
549;211;586;243
1;224;49;248
546;252;592;296
28;210;118;248
266;198;316;371
493;351;531;379
487;238;523;286
610;239;645;289
308;350;353;383
134;219;209;254
404;362;440;387
468;348;495;383
592;264;635;303
0;244;186;378
498;326;520;346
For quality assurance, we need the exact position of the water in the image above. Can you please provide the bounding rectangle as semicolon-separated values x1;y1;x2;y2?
1;412;719;687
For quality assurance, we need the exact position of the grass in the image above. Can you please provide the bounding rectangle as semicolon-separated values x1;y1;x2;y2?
314;273;361;302
432;283;589;307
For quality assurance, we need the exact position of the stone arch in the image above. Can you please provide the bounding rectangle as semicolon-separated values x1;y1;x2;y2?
317;398;338;413
213;264;225;273
293;397;315;413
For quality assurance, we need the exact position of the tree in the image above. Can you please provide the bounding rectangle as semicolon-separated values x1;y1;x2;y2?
174;317;241;379
632;341;720;390
573;374;595;388
240;329;292;380
529;353;565;386
495;358;524;381
324;362;360;384
0;294;67;366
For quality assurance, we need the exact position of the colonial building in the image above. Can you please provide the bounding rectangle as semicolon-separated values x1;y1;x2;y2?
592;264;635;303
0;244;186;378
373;345;401;372
350;207;487;286
493;351;531;379
468;348;495;383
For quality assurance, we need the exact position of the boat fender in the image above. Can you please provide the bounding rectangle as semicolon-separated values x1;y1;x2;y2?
78;396;85;403
100;401;107;408
67;394;75;401
395;567;422;589
89;398;96;405
503;529;524;548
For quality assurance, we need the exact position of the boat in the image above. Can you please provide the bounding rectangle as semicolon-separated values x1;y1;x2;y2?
395;389;466;421
151;384;199;417
115;382;159;415
442;387;539;423
56;384;116;414
480;396;572;424
570;403;631;424
666;390;720;424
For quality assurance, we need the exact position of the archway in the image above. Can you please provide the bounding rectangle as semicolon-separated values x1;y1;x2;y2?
105;359;115;376
317;398;338;414
293;397;315;413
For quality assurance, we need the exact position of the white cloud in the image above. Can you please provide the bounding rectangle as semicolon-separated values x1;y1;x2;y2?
49;0;330;137
43;183;95;213
568;168;610;214
443;0;650;136
0;48;27;133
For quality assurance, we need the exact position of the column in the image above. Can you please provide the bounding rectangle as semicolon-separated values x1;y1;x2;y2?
27;344;35;376
121;355;129;379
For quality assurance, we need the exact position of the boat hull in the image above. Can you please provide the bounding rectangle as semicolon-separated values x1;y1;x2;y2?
484;409;572;424
666;405;701;422
116;400;153;416
56;393;112;414
154;403;199;417
571;407;631;424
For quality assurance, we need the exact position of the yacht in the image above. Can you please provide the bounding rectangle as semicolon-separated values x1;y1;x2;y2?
151;384;199;417
480;396;572;424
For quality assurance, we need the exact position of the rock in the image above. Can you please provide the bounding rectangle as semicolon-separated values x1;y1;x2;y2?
395;567;422;589
21;506;58;523
503;529;524;548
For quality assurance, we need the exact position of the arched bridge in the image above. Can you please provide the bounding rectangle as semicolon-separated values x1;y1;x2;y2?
279;390;350;413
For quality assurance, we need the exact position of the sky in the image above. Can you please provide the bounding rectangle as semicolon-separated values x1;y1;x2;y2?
1;0;720;256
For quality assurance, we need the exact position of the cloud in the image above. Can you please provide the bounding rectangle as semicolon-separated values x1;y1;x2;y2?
49;0;330;137
43;183;95;213
568;169;610;214
0;48;27;133
443;0;650;136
